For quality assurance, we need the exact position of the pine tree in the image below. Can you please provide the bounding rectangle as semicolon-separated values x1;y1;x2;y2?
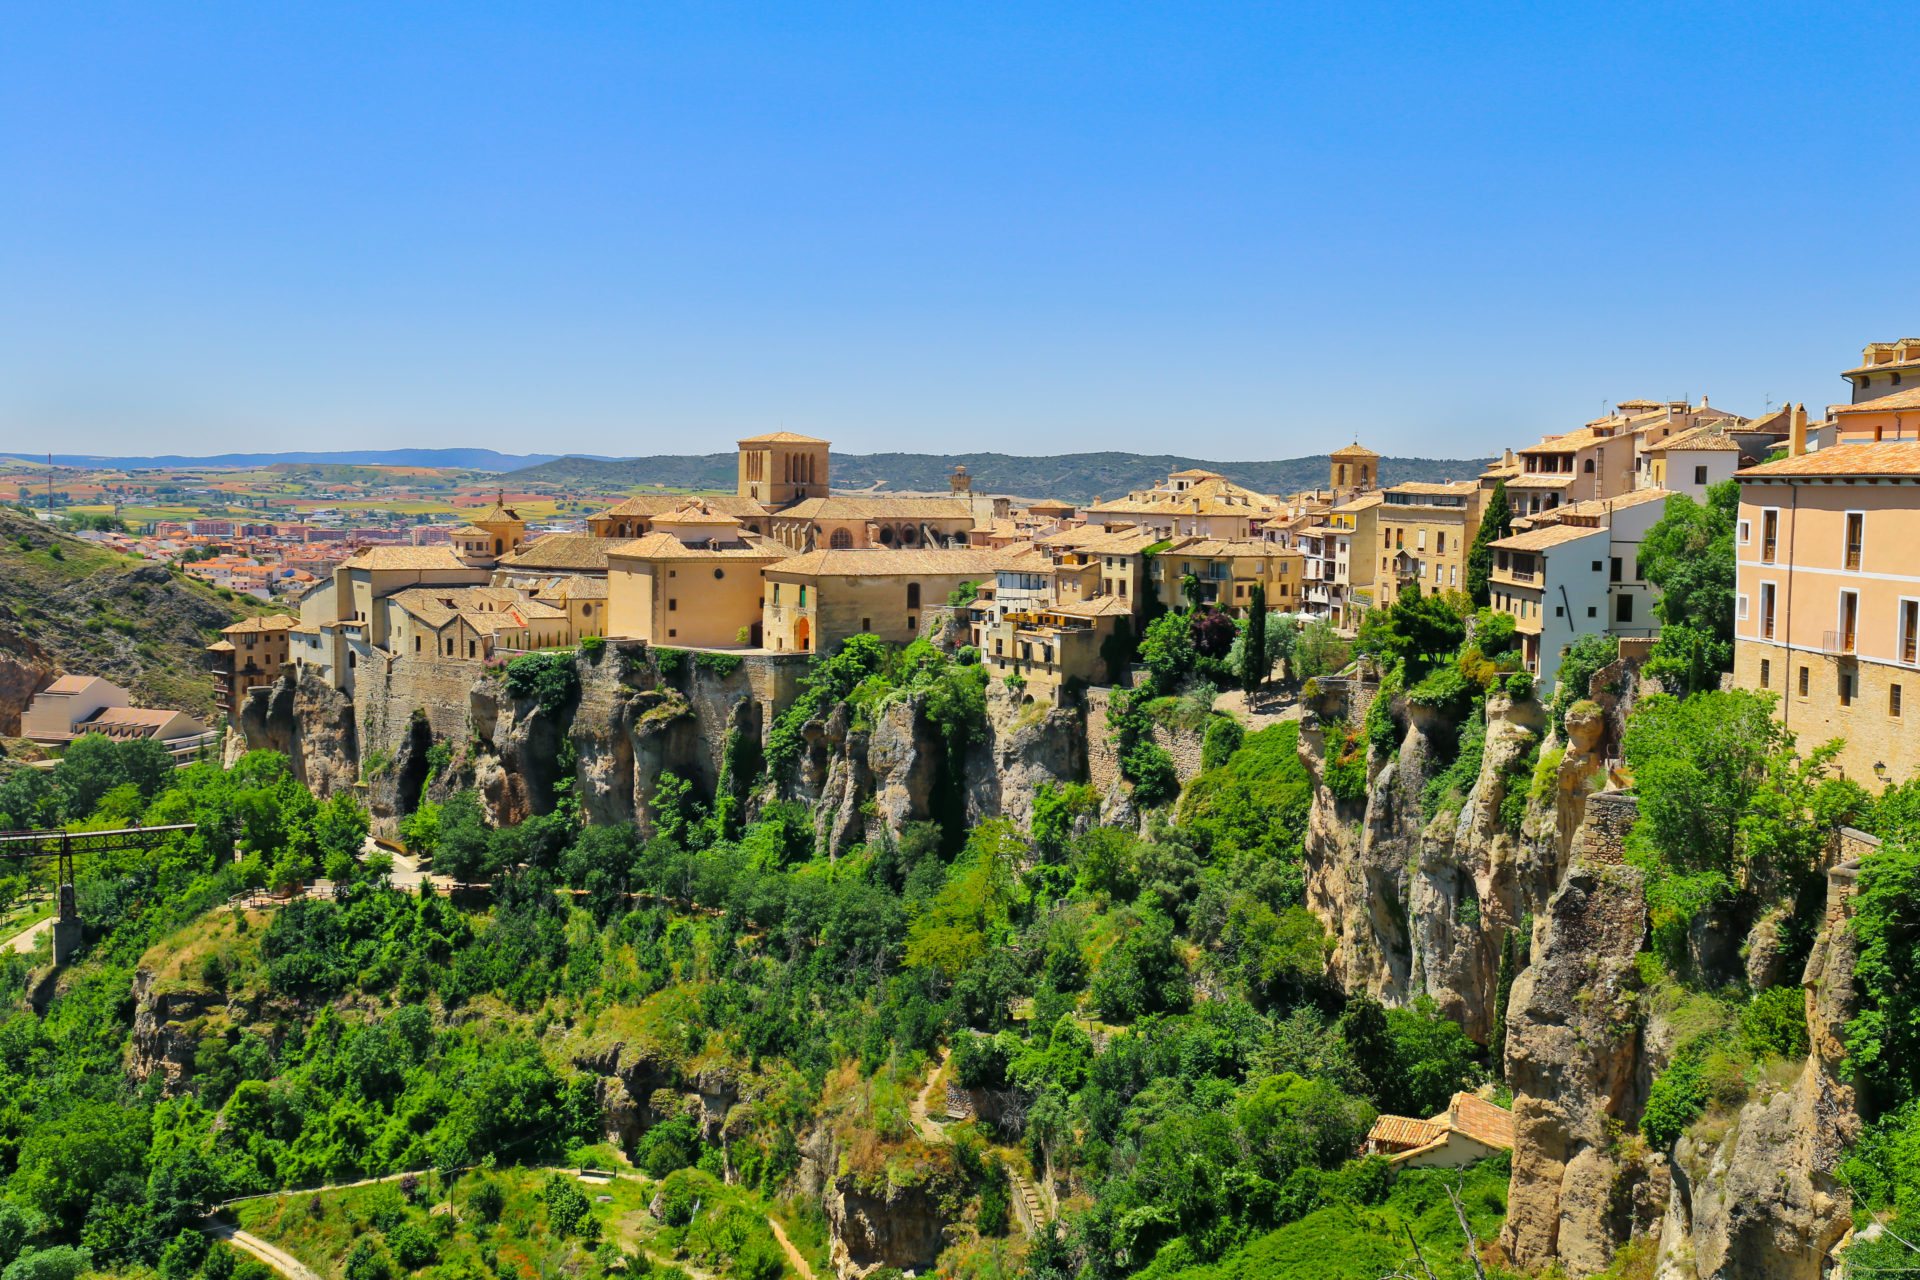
1240;584;1267;693
1465;479;1511;608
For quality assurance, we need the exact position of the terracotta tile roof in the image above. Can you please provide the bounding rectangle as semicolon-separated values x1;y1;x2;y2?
1504;473;1581;489
768;548;1018;577
1053;595;1136;618
1738;440;1920;479
496;534;623;572
222;614;298;635
1026;499;1078;512
595;493;769;519
608;532;792;561
1167;468;1226;479
1492;523;1608;552
534;574;610;600
206;640;235;652
450;524;491;537
1833;387;1920;414
1366;1115;1447;1150
1330;443;1380;458
1650;425;1740;453
341;546;473;571
737;431;829;444
1560;488;1671;518
1386;480;1477;497
1334;493;1384;512
774;496;976;521
87;706;192;729
1445;1093;1516;1150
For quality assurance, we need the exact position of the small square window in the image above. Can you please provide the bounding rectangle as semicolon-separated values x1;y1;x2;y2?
668;598;677;611
1587;606;1597;618
1592;560;1603;572
668;629;676;637
1555;605;1564;617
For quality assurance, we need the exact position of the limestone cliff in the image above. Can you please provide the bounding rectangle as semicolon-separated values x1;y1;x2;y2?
237;669;359;798
1650;859;1863;1280
1500;860;1652;1277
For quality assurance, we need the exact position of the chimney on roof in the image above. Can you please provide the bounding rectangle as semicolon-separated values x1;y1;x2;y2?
1790;403;1808;457
1503;448;1514;466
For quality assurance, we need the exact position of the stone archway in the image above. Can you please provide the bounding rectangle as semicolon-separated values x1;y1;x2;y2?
796;618;811;652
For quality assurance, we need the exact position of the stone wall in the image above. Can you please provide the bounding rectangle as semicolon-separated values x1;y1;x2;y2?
1084;686;1122;796
355;650;488;759
1577;792;1638;865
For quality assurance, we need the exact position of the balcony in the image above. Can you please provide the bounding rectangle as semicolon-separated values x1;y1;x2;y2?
1822;630;1858;657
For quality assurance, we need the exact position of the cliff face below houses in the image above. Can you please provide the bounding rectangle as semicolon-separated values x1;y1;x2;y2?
239;639;1865;1279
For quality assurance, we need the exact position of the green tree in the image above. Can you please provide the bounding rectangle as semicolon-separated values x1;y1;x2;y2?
433;790;496;884
1640;481;1738;688
1464;479;1510;608
1239;584;1268;692
1291;618;1349;683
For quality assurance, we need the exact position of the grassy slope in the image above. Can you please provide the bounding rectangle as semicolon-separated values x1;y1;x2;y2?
1150;1159;1516;1280
0;508;275;721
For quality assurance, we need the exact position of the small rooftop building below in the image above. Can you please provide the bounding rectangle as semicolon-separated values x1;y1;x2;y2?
1363;1093;1516;1169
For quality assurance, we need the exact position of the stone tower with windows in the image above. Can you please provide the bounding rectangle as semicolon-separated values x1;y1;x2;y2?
737;432;830;509
1330;443;1380;495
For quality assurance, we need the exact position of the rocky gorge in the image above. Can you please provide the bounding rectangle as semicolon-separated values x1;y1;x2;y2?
219;635;1872;1279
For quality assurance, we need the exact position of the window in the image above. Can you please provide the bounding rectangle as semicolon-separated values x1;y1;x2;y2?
1759;659;1770;688
1593;560;1604;573
415;636;422;652
1436;532;1446;554
1610;557;1621;581
1739;519;1750;544
1894;684;1904;718
1798;665;1809;696
1761;582;1776;639
1737;594;1749;620
1904;600;1920;664
1694;465;1708;486
907;616;916;630
862;617;872;632
1762;509;1778;563
1555;605;1564;617
907;583;921;610
668;629;676;637
799;586;807;606
1617;594;1634;623
668;598;677;611
1840;590;1859;653
1840;671;1854;707
468;640;476;658
1587;606;1597;618
829;527;852;549
1845;512;1864;571
1584;458;1595;473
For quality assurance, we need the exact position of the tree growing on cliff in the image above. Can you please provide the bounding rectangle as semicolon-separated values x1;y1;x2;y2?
1640;480;1738;692
1239;585;1267;692
1464;479;1510;608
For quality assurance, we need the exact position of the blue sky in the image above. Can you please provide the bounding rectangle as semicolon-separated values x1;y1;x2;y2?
1;2;1913;460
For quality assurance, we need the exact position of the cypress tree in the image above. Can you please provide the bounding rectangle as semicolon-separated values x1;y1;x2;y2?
1465;479;1511;608
1490;926;1518;1077
1241;584;1267;692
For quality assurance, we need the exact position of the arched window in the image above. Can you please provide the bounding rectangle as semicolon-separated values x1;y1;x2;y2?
1583;458;1595;474
900;524;918;544
830;528;852;549
878;526;894;544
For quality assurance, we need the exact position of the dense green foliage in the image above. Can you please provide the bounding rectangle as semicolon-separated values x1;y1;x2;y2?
1639;481;1738;692
1464;479;1509;609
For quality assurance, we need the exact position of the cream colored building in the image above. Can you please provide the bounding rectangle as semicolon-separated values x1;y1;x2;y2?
768;496;977;552
605;500;792;647
736;431;830;508
1083;468;1281;540
761;548;1013;654
1376;480;1482;604
1735;438;1920;787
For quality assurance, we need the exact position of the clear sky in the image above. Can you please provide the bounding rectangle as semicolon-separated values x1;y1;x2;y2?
1;2;1914;461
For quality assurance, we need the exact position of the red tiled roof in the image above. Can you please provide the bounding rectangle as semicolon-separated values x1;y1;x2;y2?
1738;441;1920;479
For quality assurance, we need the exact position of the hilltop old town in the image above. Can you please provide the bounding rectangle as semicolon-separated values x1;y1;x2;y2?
159;336;1918;790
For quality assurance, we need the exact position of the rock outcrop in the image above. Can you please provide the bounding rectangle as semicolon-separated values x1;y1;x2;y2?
126;967;226;1096
1500;861;1650;1277
238;669;359;798
825;1165;959;1279
1651;860;1863;1279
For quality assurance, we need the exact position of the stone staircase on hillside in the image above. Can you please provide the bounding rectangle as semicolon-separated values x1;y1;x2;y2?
1008;1168;1049;1235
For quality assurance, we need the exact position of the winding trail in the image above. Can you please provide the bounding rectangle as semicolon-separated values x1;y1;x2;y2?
5;916;52;955
909;1049;948;1143
202;1220;322;1280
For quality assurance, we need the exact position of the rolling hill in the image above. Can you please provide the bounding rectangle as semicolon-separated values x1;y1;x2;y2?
510;450;1495;502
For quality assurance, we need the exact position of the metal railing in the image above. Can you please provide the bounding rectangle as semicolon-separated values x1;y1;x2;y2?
1821;630;1857;656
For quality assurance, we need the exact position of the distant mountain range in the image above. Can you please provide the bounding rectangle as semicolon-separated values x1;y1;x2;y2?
1;448;590;471
509;451;1496;504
